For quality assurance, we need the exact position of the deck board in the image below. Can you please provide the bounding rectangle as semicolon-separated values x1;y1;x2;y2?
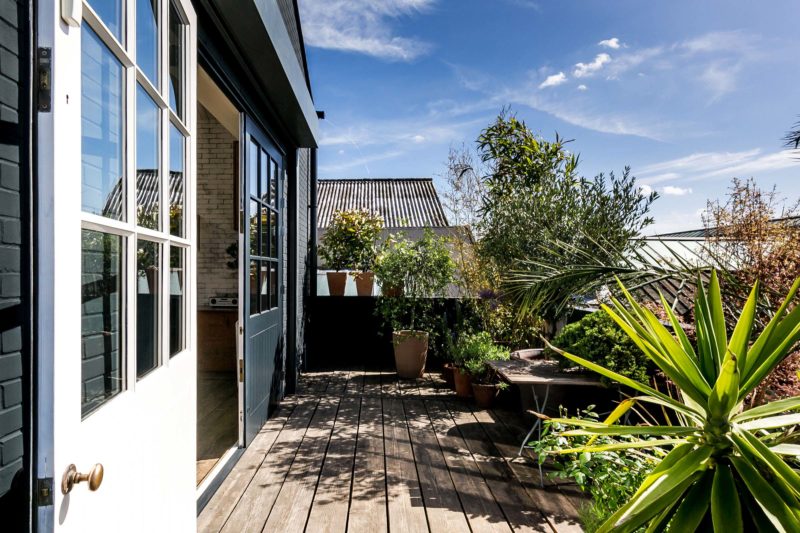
198;370;583;533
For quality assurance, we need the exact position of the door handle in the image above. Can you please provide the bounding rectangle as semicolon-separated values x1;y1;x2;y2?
61;463;104;494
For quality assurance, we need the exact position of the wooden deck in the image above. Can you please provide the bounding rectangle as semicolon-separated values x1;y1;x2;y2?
198;370;586;533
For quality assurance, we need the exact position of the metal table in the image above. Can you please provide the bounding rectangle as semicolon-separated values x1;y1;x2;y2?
488;358;604;486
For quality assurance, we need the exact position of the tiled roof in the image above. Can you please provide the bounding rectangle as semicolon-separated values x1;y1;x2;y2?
317;178;449;229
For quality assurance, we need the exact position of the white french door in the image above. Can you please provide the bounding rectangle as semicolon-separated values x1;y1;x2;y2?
38;0;197;531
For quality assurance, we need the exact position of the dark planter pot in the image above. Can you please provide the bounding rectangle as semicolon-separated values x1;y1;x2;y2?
327;272;347;296
393;330;428;379
354;271;375;296
472;383;499;409
454;367;472;398
441;363;456;390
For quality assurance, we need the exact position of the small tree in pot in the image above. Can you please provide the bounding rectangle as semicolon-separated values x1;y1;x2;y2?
376;230;455;378
453;331;510;401
319;209;383;296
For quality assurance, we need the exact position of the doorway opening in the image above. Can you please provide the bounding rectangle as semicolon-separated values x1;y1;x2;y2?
195;67;242;486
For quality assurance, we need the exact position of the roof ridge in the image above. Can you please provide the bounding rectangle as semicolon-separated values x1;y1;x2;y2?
318;177;433;182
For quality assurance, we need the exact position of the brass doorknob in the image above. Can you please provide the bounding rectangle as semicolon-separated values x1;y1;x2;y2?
61;463;104;494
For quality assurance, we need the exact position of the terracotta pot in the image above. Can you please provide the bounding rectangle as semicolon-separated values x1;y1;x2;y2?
441;363;456;390
326;272;347;296
354;271;375;296
472;383;499;409
454;367;473;398
381;282;404;297
393;330;429;379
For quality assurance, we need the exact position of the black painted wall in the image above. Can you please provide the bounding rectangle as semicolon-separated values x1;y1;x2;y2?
0;0;30;530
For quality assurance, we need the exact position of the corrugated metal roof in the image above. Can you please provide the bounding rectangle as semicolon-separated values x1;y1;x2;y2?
317;178;449;229
649;216;800;240
102;170;184;217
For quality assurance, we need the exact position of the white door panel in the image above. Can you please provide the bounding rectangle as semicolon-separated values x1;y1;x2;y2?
37;0;198;531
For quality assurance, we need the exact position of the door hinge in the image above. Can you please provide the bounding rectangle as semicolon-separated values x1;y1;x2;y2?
238;359;244;382
37;48;52;112
36;477;54;506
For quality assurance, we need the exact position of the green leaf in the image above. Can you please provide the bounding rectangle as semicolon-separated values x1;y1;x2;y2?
732;427;800;498
732;396;800;423
587;398;636;446
769;444;800;457
560;426;697;437
627;395;705;425
708;355;740;420
728;281;758;376
667;471;712;532
695;277;720;381
743;278;800;380
711;463;743;533
738;413;800;431
599;445;713;533
554;438;688;455
730;455;800;531
708;271;729;374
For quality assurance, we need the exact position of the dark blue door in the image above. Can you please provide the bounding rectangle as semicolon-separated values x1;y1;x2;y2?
243;118;283;445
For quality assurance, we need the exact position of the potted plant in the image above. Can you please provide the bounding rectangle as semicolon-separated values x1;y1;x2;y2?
453;331;510;401
319;209;383;296
348;209;383;296
376;230;455;379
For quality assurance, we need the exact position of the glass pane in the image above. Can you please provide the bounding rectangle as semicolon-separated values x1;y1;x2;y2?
249;261;259;316
169;246;184;357
81;230;123;417
168;2;184;117
270;157;278;206
260;150;269;204
87;0;123;42
81;26;125;221
260;206;269;259
249;200;259;257
270;262;278;310
136;0;158;84
269;210;278;258
169;123;185;236
248;137;258;198
136;85;159;229
260;263;268;312
137;240;160;378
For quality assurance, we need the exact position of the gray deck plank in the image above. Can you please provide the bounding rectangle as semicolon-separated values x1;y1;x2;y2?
405;398;471;533
445;400;554;533
198;402;295;532
305;395;361;533
347;395;389;532
260;397;342;533
474;409;583;532
383;397;429;532
217;399;320;533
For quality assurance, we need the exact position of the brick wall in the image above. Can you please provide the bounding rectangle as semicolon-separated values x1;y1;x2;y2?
0;0;27;522
197;105;237;307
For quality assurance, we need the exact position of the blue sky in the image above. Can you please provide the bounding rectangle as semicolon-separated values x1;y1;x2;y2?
299;0;800;234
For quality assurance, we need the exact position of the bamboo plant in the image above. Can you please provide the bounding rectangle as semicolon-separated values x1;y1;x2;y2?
545;271;800;532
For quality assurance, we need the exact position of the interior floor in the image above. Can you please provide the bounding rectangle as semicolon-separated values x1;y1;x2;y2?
197;371;238;485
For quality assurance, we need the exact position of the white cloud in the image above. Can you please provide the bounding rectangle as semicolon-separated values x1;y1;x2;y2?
319;150;404;175
640;184;654;196
662;185;693;196
539;72;567;89
412;134;426;143
700;62;740;100
598;37;621;49
573;53;611;78
298;0;435;61
577;84;588;91
639;149;797;184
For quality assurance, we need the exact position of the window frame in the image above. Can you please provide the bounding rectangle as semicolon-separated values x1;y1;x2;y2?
80;0;193;415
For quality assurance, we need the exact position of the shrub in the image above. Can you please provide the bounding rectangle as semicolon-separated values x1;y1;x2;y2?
546;311;653;384
319;209;383;271
526;405;659;532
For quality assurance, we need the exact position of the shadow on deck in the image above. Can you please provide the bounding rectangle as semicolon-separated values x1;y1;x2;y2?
198;369;586;532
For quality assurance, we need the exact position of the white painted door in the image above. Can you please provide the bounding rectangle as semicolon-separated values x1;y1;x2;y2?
37;0;197;531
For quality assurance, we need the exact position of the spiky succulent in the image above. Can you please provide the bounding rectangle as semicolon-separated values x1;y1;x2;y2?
546;272;800;532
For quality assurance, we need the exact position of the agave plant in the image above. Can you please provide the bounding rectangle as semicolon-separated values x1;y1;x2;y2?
544;271;800;532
